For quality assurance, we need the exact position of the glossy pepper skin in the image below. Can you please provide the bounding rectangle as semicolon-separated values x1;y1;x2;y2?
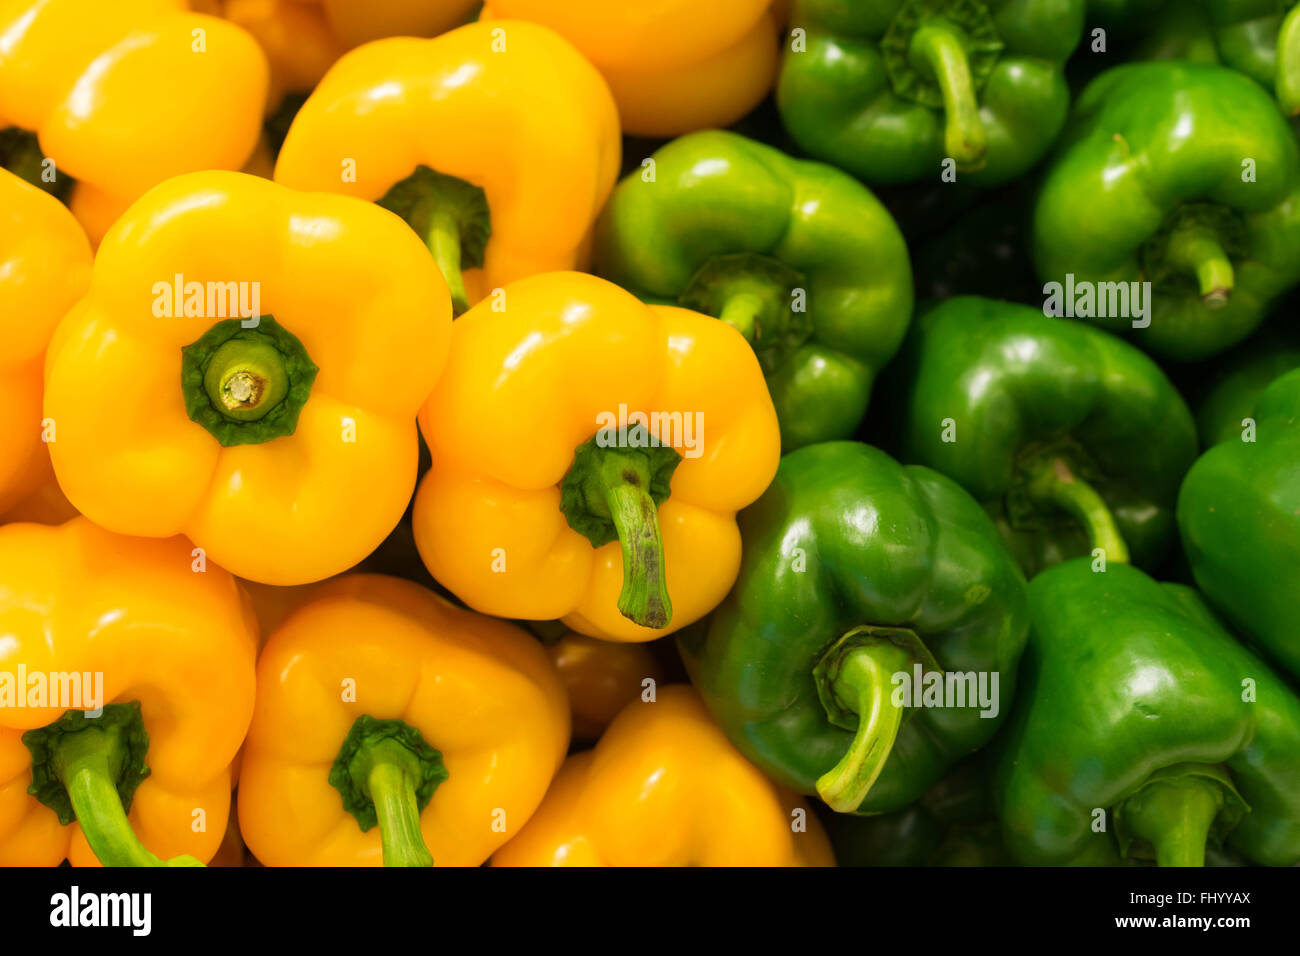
492;686;835;866
545;632;663;742
896;297;1198;577
412;272;781;643
1115;0;1300;116
0;518;258;866
274;20;620;315
43;171;452;586
1033;62;1300;361
0;170;90;517
0;0;269;245
995;560;1300;867
193;0;478;102
594;130;913;451
681;441;1029;815
1194;327;1300;446
777;0;1084;187
826;758;1011;866
237;574;569;867
1179;368;1300;681
481;0;779;137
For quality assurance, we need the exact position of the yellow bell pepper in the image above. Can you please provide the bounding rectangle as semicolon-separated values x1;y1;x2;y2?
43;171;452;586
237;574;569;866
193;0;478;103
0;0;269;244
0;169;90;519
412;272;781;642
0;453;78;527
274;20;620;315
0;517;258;866
492;685;835;866
547;631;663;742
481;0;779;137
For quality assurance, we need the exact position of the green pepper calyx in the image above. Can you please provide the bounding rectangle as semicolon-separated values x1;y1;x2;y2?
181;315;318;446
880;0;1003;169
0;126;74;202
678;252;811;375
377;164;492;316
1142;203;1246;309
1113;763;1249;867
560;435;681;629
330;714;448;867
813;626;941;813
1007;437;1130;565
23;702;203;867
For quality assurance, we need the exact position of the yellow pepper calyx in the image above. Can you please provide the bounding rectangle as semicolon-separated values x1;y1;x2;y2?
560;436;681;629
23;702;203;868
329;714;448;867
376;165;492;317
181;315;319;445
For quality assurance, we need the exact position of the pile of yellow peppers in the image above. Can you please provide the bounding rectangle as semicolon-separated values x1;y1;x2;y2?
0;0;830;867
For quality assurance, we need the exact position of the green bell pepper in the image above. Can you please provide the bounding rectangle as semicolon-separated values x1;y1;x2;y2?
1179;368;1300;681
1033;61;1300;361
593;130;913;451
895;296;1198;577
1194;327;1300;445
680;441;1029;814
1111;1;1300;116
825;757;1012;865
995;559;1300;866
776;0;1085;187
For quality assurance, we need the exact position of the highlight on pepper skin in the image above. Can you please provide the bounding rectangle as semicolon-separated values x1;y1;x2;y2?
4;0;1300;891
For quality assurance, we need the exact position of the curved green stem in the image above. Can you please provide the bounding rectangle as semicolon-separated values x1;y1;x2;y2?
1119;776;1223;867
425;206;469;317
911;23;987;169
1278;4;1300;116
329;714;447;866
1024;457;1129;565
1165;227;1234;308
352;738;435;868
816;642;911;813
718;292;764;343
55;724;202;867
595;451;672;629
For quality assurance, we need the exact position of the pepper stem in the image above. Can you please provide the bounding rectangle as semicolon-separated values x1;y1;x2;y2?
351;738;435;867
815;642;912;813
1119;776;1223;867
54;724;203;867
425;206;470;317
593;450;672;629
718;292;763;343
1024;457;1129;565
329;714;447;866
201;337;289;421
910;22;987;169
1165;226;1234;309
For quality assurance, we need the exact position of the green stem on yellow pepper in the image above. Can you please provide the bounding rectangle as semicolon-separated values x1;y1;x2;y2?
425;206;470;317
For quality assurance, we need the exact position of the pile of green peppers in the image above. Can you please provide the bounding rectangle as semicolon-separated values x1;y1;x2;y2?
611;0;1300;868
